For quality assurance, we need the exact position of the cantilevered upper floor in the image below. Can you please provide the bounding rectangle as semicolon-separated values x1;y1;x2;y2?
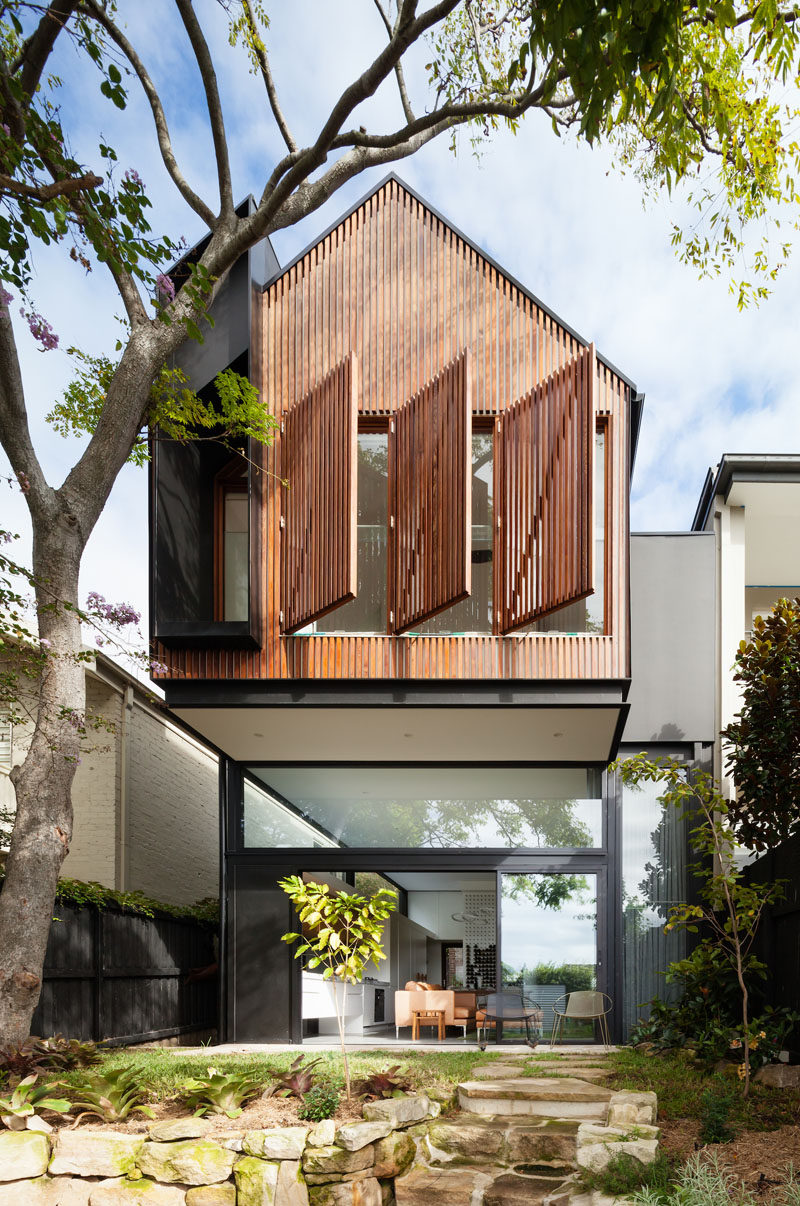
150;177;642;761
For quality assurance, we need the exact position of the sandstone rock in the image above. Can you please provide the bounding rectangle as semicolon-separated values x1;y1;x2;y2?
218;1137;243;1153
305;1170;370;1186
307;1122;336;1148
469;1065;527;1080
336;1123;392;1152
185;1186;237;1206
0;1131;50;1181
379;1182;394;1206
277;1159;310;1206
235;1155;279;1206
303;1146;375;1176
87;1179;188;1205
754;1065;800;1088
243;1127;309;1160
576;1122;659;1174
148;1119;213;1143
362;1097;429;1128
138;1138;235;1185
425;1120;505;1164
308;1178;381;1205
485;1172;568;1205
505;1122;577;1165
372;1131;414;1179
394;1165;491;1205
0;1176;50;1205
43;1175;97;1205
50;1133;144;1178
606;1092;657;1127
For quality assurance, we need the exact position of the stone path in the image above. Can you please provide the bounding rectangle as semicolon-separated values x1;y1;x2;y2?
394;1050;658;1206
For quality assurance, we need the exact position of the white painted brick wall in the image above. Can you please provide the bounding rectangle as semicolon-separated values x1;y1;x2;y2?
127;703;219;905
62;677;122;886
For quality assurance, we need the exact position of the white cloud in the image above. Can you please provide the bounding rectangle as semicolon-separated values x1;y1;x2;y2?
4;1;800;647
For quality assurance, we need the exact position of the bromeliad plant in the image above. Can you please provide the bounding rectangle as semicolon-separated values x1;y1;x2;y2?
66;1066;154;1125
352;1065;413;1101
615;755;784;1097
0;1074;70;1131
181;1066;264;1118
280;878;397;1100
269;1055;323;1102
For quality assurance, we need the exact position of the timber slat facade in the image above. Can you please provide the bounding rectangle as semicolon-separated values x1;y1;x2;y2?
156;177;631;683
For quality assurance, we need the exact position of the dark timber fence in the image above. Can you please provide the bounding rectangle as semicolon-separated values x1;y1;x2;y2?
743;832;800;1044
30;903;218;1045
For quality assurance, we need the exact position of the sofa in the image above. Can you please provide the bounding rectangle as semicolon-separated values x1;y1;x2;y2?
393;982;478;1039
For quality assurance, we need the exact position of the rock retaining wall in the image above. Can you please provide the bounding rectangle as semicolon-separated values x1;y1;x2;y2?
0;1089;659;1205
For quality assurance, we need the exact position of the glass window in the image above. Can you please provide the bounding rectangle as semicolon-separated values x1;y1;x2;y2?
307;433;388;634
243;765;603;849
413;432;494;634
620;761;686;1038
242;778;340;848
525;429;605;635
223;492;249;621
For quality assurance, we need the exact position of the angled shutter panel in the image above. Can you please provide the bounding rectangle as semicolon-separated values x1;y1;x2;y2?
497;343;595;634
390;350;471;634
280;353;358;634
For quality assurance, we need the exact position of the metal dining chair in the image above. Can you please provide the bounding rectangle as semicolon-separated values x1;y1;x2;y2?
550;990;613;1049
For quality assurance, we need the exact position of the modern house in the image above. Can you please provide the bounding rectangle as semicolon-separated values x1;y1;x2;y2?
150;175;717;1044
1;650;219;906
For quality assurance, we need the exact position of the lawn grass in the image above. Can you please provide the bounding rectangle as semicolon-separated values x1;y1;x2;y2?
54;1046;513;1103
608;1047;800;1131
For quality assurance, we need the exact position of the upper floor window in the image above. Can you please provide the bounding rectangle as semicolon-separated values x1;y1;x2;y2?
282;345;602;637
214;456;250;623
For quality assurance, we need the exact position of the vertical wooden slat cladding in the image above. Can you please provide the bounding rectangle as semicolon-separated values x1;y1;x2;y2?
280;353;358;634
391;351;472;633
497;344;596;634
155;179;632;684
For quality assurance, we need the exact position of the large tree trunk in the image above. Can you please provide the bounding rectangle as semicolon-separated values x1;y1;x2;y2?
0;515;85;1047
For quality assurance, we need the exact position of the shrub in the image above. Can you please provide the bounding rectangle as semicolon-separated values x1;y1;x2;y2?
67;1067;154;1124
34;1036;105;1072
352;1065;412;1100
699;1084;734;1144
633;1151;800;1206
298;1081;340;1121
582;1151;677;1200
181;1066;263;1118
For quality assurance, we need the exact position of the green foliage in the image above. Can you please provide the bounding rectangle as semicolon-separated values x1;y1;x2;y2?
351;1065;413;1101
280;878;396;1099
581;1150;677;1200
528;963;595;994
66;1066;154;1123
47;353;278;468
633;1152;800;1206
297;1081;340;1121
270;1055;323;1101
699;1084;734;1144
0;1073;70;1129
0;1038;49;1080
180;1066;263;1118
43;876;218;924
723;598;800;850
614;754;784;1095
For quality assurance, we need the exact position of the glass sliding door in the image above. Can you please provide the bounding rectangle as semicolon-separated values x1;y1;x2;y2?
500;872;599;1041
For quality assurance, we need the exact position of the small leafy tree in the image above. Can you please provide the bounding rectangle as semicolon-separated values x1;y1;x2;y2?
723;598;800;851
280;877;396;1100
614;754;783;1097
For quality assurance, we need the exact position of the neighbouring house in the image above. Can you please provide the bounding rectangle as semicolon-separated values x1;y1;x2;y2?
149;174;722;1045
1;649;220;907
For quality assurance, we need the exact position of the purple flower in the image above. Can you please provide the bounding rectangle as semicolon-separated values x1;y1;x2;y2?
40;637;52;649
0;531;12;544
124;168;142;186
150;659;169;676
155;273;175;303
1;124;9;137
86;591;141;627
20;307;59;351
0;286;12;312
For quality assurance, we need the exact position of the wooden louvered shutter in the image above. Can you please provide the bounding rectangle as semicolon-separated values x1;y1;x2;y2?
280;354;358;634
496;343;596;634
390;351;471;634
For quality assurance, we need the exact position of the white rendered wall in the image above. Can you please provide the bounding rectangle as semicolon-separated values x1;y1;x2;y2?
715;503;746;798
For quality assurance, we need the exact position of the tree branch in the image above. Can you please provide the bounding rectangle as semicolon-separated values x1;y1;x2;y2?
0;169;102;202
0;306;53;520
174;0;234;216
80;0;216;228
372;0;416;124
16;0;78;105
241;0;297;152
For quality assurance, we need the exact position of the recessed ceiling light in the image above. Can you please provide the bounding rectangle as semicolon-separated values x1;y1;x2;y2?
253;732;264;738
553;731;564;738
403;732;413;738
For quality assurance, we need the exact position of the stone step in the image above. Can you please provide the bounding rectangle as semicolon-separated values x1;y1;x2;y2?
525;1066;615;1083
394;1163;571;1205
424;1116;579;1167
458;1078;612;1121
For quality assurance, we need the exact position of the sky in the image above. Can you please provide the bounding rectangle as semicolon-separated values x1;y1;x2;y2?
4;0;800;642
